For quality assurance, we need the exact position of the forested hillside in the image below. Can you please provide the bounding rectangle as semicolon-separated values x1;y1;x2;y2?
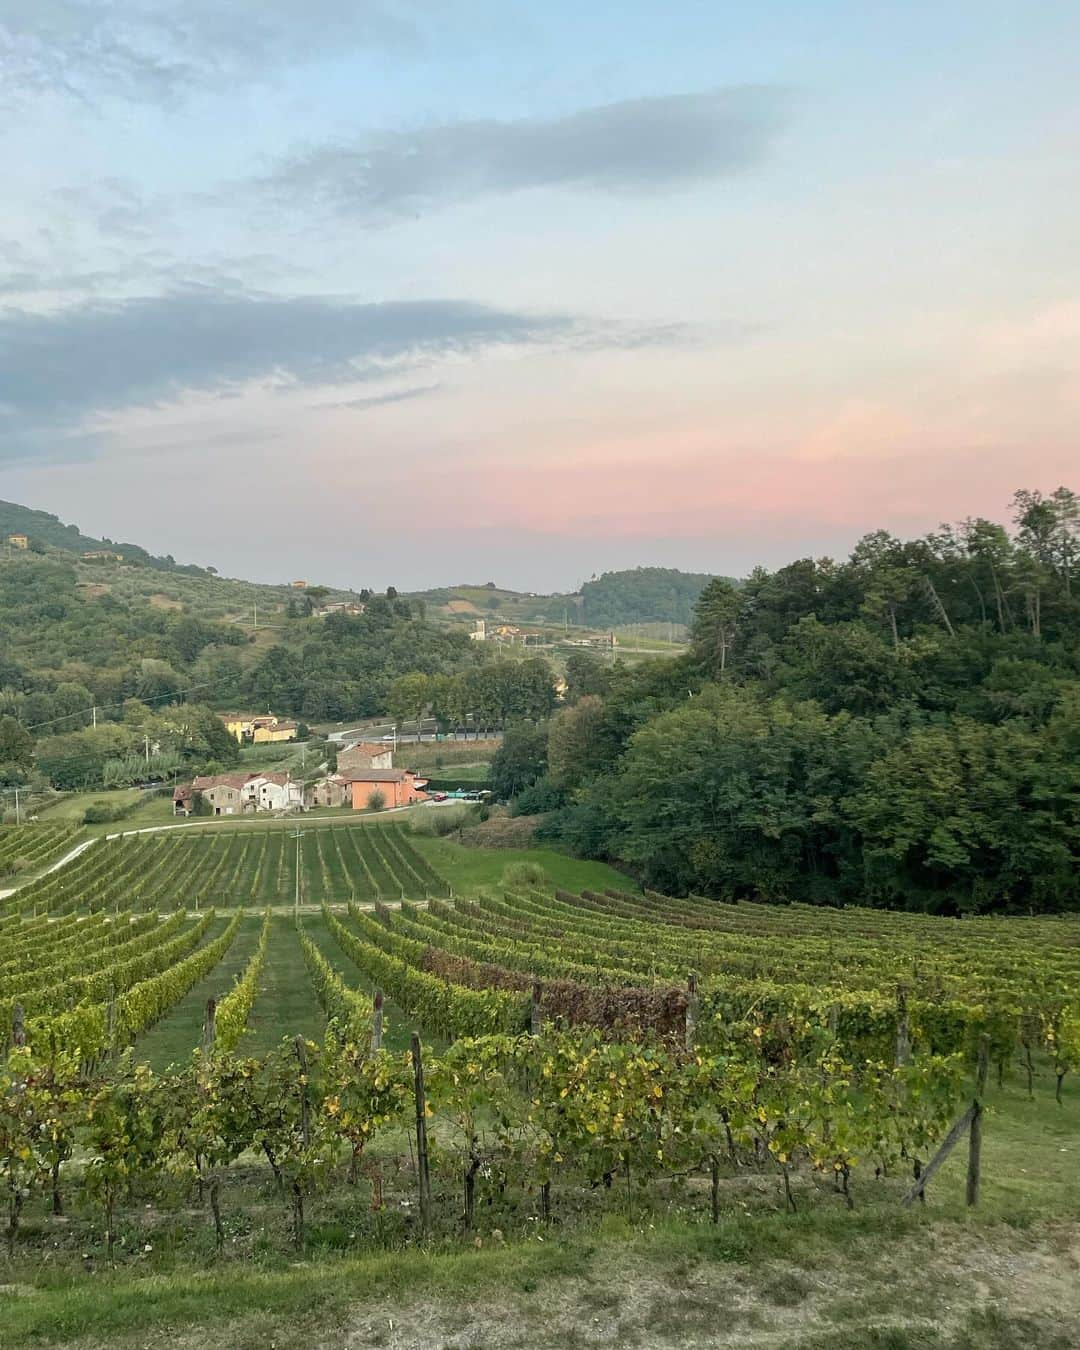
0;549;530;795
0;499;210;575
498;489;1080;914
579;566;723;627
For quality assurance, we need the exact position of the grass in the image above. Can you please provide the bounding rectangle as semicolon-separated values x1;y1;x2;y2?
241;914;325;1055
37;788;145;824
137;915;255;1071
405;834;634;895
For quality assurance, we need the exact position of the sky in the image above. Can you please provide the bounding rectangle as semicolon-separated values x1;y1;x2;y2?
0;1;1077;591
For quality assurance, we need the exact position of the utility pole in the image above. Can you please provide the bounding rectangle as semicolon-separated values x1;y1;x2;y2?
144;735;151;765
253;602;258;632
92;705;97;728
14;786;20;826
292;829;306;913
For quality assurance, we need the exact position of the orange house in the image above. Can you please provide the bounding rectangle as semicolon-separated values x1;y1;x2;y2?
346;769;428;810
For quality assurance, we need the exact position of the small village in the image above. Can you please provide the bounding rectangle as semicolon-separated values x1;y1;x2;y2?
172;716;431;816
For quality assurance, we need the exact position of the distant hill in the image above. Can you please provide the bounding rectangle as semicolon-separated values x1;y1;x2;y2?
0;499;209;575
406;582;583;628
580;567;730;629
408;568;733;633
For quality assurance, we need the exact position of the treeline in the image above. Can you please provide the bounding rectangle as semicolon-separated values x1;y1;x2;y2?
580;566;723;628
495;489;1080;914
244;596;481;721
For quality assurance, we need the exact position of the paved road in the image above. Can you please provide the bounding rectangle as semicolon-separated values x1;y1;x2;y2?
327;718;502;745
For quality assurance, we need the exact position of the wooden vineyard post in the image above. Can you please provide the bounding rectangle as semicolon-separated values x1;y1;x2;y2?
902;1033;991;1209
201;998;217;1064
966;1034;990;1208
11;1003;25;1048
895;985;911;1067
530;981;542;1036
371;991;384;1053
685;971;699;1052
295;1036;311;1146
411;1032;432;1232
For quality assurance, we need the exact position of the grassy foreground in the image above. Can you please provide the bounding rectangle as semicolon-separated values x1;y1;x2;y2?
2;1063;1076;1348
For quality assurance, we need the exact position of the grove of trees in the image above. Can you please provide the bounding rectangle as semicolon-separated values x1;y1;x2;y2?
510;490;1080;914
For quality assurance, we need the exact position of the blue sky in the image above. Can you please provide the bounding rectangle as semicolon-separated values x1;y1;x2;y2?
1;2;1077;589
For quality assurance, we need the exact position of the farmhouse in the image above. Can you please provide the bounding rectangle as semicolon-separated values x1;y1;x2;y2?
340;769;428;810
314;601;365;618
182;771;304;815
219;713;299;744
6;533;28;550
336;741;394;775
306;774;349;809
189;773;247;815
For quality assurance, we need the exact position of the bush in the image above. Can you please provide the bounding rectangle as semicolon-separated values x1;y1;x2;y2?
83;801;137;824
500;860;547;889
408;802;478;837
512;775;566;816
366;788;386;812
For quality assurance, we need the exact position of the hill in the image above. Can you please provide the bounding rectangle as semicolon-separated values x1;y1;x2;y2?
0;498;210;575
407;566;733;634
579;566;727;628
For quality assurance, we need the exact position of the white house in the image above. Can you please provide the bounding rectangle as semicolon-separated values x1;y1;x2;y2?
241;772;303;812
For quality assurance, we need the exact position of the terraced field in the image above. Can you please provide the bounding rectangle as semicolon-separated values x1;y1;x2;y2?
0;821;81;878
0;821;450;915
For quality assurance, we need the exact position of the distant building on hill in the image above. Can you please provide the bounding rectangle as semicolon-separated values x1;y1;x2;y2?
219;713;299;745
314;600;366;618
82;549;125;562
7;533;28;550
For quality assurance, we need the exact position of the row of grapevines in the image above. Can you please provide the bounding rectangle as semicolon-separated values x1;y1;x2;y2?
213;910;272;1054
327;904;529;1038
296;918;374;1042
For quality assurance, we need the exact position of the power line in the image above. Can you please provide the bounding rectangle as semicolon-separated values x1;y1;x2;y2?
20;678;239;734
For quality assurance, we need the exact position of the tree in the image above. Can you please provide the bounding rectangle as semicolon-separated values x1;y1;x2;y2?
0;716;33;785
547;696;608;790
490;722;549;799
564;650;614;702
692;579;741;676
388;672;431;732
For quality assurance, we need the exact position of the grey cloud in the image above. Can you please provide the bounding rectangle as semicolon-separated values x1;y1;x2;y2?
0;0;422;105
258;88;789;222
319;383;443;411
0;289;616;455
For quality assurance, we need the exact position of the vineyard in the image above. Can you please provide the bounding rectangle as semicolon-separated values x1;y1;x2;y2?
0;822;80;879
0;821;450;916
2;836;1078;1296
